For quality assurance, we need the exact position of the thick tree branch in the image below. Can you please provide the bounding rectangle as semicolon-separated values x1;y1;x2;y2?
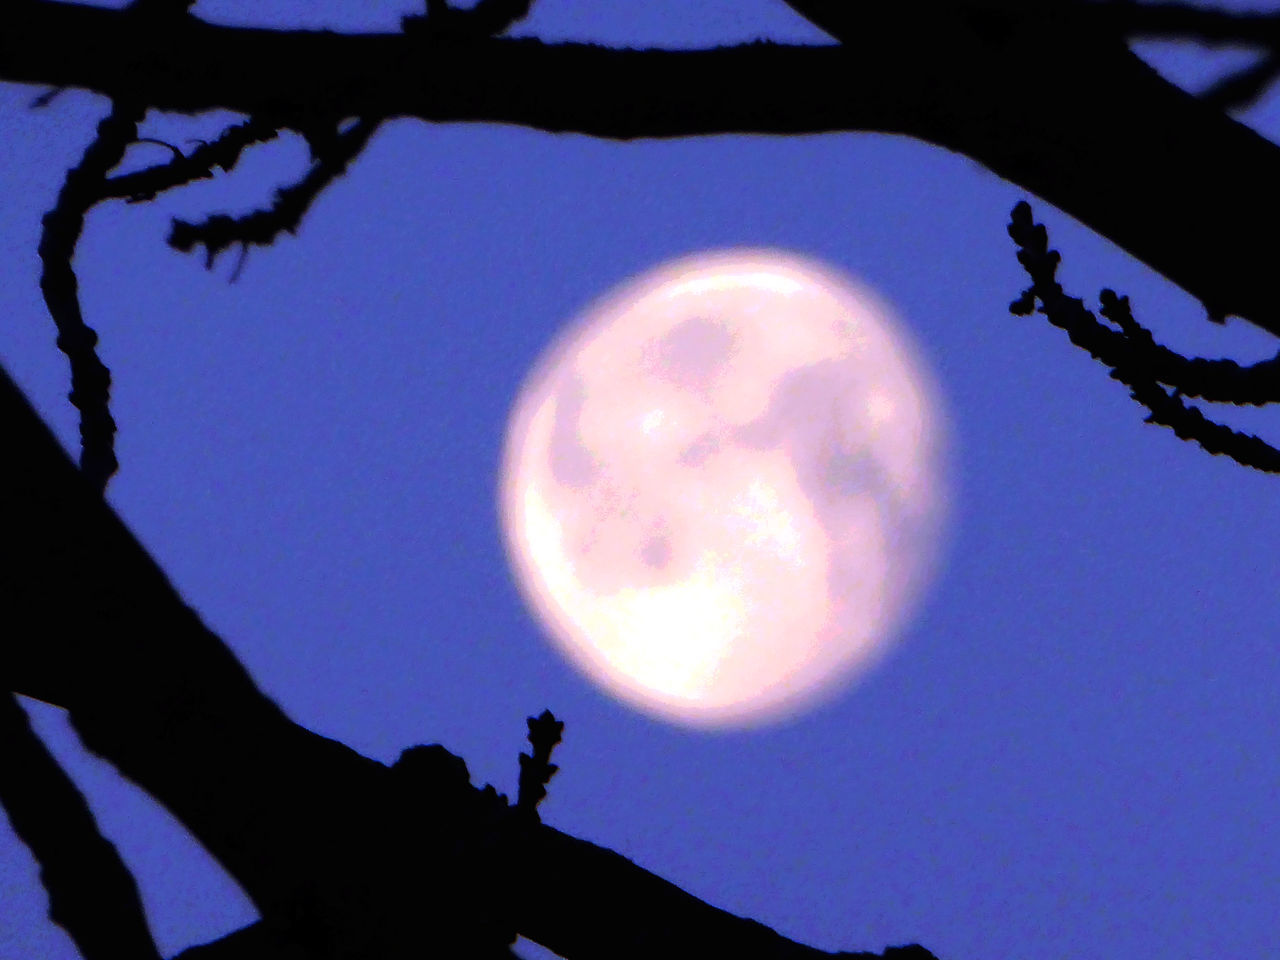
1082;0;1280;46
170;921;312;960
0;692;161;960
31;0;197;489
2;0;1280;337
0;361;930;958
509;824;935;960
0;358;477;956
37;99;142;491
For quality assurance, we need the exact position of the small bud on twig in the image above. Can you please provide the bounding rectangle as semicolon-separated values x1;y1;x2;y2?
515;710;564;822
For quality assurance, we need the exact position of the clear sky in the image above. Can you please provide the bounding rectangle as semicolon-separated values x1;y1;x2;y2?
3;2;1280;959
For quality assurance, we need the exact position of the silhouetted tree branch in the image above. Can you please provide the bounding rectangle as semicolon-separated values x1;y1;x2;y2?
102;117;281;204
0;693;161;960
4;0;1279;956
31;0;201;491
36;99;140;491
1200;51;1280;111
781;0;1280;472
0;361;934;960
3;0;1280;334
1082;0;1280;46
515;710;563;822
167;117;381;271
1007;201;1280;472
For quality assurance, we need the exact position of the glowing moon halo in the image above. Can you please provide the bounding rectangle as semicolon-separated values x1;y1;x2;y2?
499;251;948;728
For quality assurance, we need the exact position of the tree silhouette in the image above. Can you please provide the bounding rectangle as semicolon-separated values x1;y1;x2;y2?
1;1;1277;957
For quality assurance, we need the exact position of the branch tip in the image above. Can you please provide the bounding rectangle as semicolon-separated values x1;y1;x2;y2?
516;710;564;821
1006;201;1280;473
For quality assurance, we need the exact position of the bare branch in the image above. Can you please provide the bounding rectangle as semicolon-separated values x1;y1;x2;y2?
7;0;1275;954
168;920;313;960
37;100;142;491
1200;50;1280;109
1098;293;1280;406
510;821;938;960
0;355;932;960
174;0;528;269
1008;260;1280;408
31;0;207;487
1102;295;1280;472
406;0;539;39
515;710;563;822
5;0;1280;336
167;118;379;267
1007;201;1280;473
0;693;161;960
102;117;281;203
1081;0;1280;47
468;0;538;35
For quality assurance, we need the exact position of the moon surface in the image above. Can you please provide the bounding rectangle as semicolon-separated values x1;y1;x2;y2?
499;251;948;728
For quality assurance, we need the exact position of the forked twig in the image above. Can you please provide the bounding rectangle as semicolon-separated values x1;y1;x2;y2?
168;118;381;269
1007;201;1280;473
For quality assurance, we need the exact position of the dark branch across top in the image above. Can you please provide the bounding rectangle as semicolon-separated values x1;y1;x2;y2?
4;0;1280;338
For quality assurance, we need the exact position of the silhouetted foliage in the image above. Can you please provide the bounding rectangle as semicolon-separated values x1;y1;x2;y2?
2;0;1278;957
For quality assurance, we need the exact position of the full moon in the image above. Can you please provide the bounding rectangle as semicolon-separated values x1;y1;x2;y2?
499;251;948;728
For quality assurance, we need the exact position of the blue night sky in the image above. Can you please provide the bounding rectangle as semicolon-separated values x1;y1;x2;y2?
3;2;1280;958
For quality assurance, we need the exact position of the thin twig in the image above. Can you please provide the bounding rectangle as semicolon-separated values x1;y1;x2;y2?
515;710;563;822
0;693;161;960
1007;228;1280;407
1007;201;1280;473
1095;288;1280;405
103;118;281;203
167;118;380;267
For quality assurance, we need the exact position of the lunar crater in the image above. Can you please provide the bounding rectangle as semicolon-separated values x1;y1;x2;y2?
646;315;738;391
